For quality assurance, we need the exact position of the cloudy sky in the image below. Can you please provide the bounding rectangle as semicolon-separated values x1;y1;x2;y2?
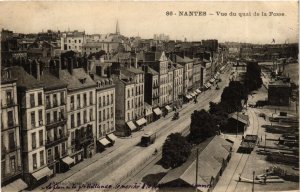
0;1;298;43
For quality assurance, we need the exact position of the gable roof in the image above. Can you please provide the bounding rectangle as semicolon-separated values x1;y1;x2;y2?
228;113;249;124
59;68;96;91
158;136;233;189
10;66;43;90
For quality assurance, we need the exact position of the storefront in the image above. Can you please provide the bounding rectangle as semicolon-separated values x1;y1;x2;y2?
106;133;117;145
60;156;75;172
144;103;153;123
153;108;162;120
2;178;28;192
126;121;137;136
136;117;147;129
97;137;112;151
26;166;53;189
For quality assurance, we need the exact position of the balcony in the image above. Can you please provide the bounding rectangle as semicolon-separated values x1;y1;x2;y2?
1;99;17;109
45;134;68;148
45;118;67;130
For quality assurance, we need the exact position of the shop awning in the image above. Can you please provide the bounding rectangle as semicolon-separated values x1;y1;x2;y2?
136;118;147;126
165;105;172;112
210;78;215;83
99;138;111;146
32;167;53;181
193;91;198;95
62;156;74;166
185;95;192;99
153;108;162;116
107;133;117;141
206;82;211;88
126;121;137;131
196;89;201;94
190;93;196;97
2;178;28;192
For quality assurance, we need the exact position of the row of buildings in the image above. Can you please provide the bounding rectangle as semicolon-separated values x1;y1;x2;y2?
1;47;225;190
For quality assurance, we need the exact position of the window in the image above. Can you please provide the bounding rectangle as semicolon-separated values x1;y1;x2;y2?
46;112;50;124
39;130;43;146
6;91;13;105
53;111;57;122
107;108;109;119
90;91;93;105
128;90;130;97
99;97;101;107
60;92;65;105
69;46;71;49
47;149;52;163
32;132;36;149
84;110;87;123
30;94;35;108
38;93;42;106
127;101;130;109
10;156;16;173
77;95;81;109
99;111;101;122
99;125;102;137
83;93;87;107
111;94;113;104
107;95;109;105
71;114;75;128
62;142;66;155
7;110;14;127
31;112;35;127
38;110;43;125
75;40;77;43
60;109;65;120
103;109;105;121
111;107;113;118
71;96;74;110
32;153;37;169
8;132;15;150
40;150;44;166
77;113;81;126
53;94;57;107
46;95;50;108
103;96;105;106
79;40;81;43
90;109;93;121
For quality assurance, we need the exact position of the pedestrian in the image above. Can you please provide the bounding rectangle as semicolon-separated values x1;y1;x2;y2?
264;175;267;184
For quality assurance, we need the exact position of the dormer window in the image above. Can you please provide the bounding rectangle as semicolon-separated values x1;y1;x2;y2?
79;78;86;84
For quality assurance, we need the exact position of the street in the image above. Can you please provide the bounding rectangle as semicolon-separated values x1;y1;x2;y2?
38;65;232;192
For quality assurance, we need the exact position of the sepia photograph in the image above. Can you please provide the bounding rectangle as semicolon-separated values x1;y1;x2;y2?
0;1;299;192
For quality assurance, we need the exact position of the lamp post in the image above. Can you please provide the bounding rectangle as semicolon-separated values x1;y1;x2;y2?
252;171;255;192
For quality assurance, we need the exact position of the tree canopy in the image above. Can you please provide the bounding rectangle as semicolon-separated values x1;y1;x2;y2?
189;109;218;144
161;133;192;168
221;81;247;112
245;60;263;92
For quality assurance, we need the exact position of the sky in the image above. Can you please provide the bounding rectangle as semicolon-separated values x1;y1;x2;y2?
0;1;298;44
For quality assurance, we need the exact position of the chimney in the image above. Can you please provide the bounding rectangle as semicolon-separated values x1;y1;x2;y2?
96;66;102;76
36;61;41;80
135;57;138;68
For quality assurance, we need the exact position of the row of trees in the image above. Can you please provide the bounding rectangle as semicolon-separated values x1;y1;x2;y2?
161;61;263;169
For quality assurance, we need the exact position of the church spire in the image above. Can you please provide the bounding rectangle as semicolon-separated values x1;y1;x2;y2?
116;20;120;35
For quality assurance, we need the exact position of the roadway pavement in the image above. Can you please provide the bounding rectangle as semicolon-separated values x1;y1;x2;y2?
37;64;232;192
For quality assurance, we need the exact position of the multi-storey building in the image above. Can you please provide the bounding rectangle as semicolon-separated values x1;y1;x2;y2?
10;65;52;188
144;51;170;114
143;66;161;121
171;55;194;100
193;59;202;92
1;68;27;191
39;62;70;174
172;63;184;109
58;57;97;164
113;66;145;136
88;57;116;150
167;63;174;110
60;31;85;53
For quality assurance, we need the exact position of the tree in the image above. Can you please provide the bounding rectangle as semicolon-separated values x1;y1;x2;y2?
209;102;228;130
189;109;218;144
161;133;192;168
245;60;263;92
221;81;247;112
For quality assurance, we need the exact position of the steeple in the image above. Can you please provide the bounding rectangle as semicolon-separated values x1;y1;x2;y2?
116;20;120;35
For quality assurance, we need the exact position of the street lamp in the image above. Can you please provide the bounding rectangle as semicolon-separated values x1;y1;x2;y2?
252;171;255;192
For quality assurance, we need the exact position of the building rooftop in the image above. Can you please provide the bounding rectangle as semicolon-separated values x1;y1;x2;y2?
228;112;249;124
146;67;159;75
269;80;291;87
158;136;233;188
39;70;68;91
10;66;43;90
59;68;96;91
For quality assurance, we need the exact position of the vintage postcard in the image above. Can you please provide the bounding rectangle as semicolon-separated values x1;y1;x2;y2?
0;1;299;192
